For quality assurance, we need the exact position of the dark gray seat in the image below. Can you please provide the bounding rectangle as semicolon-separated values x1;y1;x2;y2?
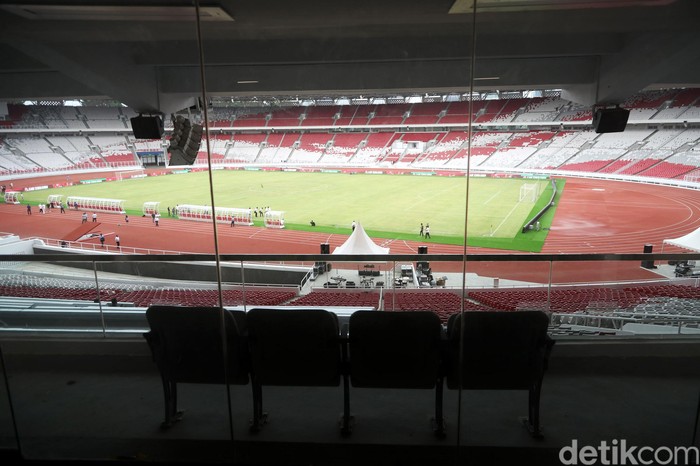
446;311;554;438
347;310;445;436
144;305;249;428
246;308;342;432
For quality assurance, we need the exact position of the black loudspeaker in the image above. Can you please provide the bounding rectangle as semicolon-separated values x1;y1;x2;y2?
641;244;656;269
417;245;429;272
185;124;203;156
167;119;202;166
130;115;164;139
168;116;190;150
593;107;630;133
320;243;330;254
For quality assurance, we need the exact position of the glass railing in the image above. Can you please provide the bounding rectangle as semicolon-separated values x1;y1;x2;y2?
1;255;700;463
1;252;699;336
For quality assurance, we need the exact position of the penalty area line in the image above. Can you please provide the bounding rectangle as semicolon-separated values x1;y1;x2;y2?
490;199;525;237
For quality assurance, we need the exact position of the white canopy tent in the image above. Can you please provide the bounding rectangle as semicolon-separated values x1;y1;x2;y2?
332;222;390;255
663;227;700;252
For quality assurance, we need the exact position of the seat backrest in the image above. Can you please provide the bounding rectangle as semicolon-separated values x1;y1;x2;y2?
349;310;443;389
446;311;551;390
247;308;341;387
145;306;249;385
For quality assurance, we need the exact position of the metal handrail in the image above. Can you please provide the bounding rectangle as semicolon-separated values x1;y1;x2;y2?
3;252;699;263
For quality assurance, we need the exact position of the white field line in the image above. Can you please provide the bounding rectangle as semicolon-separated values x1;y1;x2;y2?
490;198;525;237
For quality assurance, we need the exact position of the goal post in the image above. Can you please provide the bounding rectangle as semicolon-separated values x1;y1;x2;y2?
519;183;541;202
115;169;146;181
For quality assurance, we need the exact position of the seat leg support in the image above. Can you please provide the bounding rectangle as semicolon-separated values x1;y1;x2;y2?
160;378;183;429
249;381;267;433
432;376;446;438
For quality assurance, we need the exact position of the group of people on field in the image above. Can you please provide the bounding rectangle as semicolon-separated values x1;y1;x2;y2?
419;223;431;239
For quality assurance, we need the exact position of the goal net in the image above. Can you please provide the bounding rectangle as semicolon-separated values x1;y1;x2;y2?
519;183;541;202
115;169;146;181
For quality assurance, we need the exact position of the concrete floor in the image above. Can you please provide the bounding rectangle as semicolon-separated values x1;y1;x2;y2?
1;337;700;466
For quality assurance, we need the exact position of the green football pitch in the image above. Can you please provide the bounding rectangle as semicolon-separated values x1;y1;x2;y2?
23;171;564;252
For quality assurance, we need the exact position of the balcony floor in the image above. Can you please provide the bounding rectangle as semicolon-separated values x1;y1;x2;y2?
1;339;699;466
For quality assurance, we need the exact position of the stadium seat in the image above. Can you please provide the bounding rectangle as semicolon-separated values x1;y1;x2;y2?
347;310;446;436
445;311;554;438
246;308;343;433
143;306;250;428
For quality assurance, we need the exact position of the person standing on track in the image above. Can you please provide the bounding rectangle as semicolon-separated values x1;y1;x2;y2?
99;234;105;248
26;204;31;215
60;203;65;213
115;235;120;249
155;213;160;227
92;212;97;222
82;212;88;223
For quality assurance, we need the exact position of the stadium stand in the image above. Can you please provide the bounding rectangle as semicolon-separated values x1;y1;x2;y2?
302;106;339;127
416;131;466;164
371;103;410;126
0;90;698;178
324;133;366;162
288;132;333;164
232;110;269;128
350;132;393;165
403;102;446;125
228;133;267;162
268;107;305;127
290;290;380;308
0;274;297;307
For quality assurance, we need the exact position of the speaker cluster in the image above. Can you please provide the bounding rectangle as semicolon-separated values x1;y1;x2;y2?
167;115;203;165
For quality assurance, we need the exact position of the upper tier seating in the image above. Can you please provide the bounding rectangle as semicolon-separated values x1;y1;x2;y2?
1;89;698;178
233;111;269;128
302;106;339;126
267;107;305;127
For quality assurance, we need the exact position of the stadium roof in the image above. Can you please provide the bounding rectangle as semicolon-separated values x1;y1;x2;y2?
0;0;699;114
